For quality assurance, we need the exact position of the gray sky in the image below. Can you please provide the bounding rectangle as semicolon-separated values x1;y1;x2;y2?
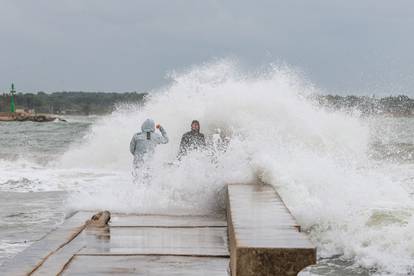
1;0;414;95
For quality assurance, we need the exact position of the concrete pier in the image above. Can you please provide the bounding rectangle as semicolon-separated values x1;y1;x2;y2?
0;183;316;275
227;184;316;276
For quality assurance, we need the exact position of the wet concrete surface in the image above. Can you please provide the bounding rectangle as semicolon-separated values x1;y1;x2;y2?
61;255;229;276
228;184;299;230
110;214;227;227
228;184;314;248
80;226;229;256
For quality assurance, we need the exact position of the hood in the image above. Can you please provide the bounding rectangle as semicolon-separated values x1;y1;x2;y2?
141;118;155;132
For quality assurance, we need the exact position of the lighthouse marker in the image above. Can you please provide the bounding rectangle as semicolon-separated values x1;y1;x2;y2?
10;83;16;113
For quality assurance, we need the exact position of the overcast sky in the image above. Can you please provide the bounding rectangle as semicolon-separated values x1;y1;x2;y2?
1;0;413;95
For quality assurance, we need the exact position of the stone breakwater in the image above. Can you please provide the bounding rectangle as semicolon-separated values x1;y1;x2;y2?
0;112;63;122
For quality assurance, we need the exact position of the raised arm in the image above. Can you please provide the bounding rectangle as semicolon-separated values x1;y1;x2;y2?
157;126;169;144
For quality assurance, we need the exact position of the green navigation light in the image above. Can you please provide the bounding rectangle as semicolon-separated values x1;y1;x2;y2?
10;83;16;113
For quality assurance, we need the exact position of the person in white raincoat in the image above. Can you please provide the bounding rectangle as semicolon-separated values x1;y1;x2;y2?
130;118;169;167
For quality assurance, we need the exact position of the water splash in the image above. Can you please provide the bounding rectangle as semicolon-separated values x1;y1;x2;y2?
55;60;414;274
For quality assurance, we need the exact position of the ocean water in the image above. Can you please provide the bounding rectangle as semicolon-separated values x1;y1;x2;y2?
0;62;413;275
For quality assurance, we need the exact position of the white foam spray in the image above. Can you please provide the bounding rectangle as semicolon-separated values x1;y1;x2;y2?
57;60;414;274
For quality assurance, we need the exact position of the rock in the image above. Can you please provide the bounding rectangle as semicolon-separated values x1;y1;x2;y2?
86;211;111;228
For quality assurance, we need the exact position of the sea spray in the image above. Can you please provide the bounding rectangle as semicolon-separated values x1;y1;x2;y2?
57;60;414;274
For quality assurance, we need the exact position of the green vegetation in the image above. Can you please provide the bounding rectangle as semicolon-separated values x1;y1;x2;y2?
0;91;147;115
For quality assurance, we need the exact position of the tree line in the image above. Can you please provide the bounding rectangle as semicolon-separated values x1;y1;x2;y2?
0;91;147;115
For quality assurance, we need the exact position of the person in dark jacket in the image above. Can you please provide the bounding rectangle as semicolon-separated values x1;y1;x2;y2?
178;120;206;159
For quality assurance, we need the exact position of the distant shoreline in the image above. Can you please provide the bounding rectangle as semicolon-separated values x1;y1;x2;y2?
0;91;147;115
1;92;413;116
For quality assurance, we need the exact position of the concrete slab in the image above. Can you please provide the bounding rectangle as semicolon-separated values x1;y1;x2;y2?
228;184;299;230
79;227;229;256
61;255;229;276
227;184;316;276
110;214;227;227
31;234;85;276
